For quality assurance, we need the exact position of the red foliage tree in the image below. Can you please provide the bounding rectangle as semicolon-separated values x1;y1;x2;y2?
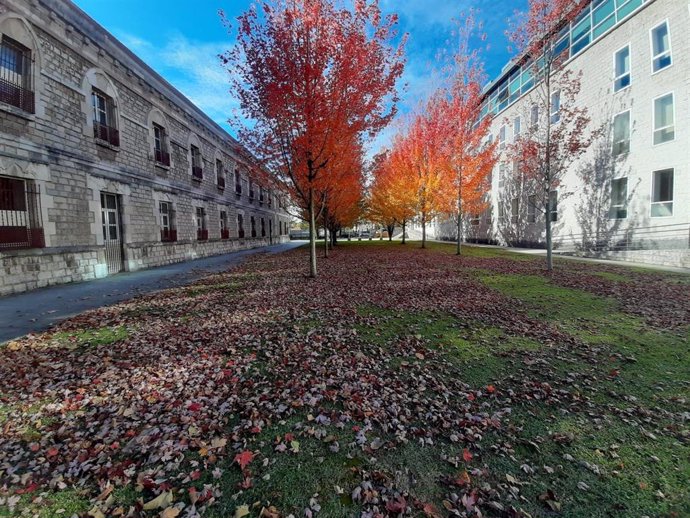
222;0;405;277
508;0;597;270
444;13;497;255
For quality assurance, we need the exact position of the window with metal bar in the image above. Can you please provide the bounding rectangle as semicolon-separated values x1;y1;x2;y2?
216;160;225;189
153;124;170;166
220;210;229;239
0;36;33;113
92;88;119;146
196;207;207;240
235;169;242;194
0;176;44;249
191;146;203;180
159;201;176;242
237;213;245;238
250;216;256;237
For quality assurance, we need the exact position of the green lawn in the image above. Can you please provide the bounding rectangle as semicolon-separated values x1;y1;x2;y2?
1;241;688;517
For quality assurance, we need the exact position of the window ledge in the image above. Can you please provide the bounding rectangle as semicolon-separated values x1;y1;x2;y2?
0;102;35;122
94;139;120;152
155;162;171;171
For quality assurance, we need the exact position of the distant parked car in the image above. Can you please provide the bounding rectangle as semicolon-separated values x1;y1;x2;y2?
290;230;310;240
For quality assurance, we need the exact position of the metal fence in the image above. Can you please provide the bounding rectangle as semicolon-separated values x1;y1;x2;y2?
0;181;44;250
555;222;690;253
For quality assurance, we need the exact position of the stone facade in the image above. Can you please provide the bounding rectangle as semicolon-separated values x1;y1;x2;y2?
0;0;290;296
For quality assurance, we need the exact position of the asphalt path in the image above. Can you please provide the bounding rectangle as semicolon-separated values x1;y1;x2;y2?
0;241;304;343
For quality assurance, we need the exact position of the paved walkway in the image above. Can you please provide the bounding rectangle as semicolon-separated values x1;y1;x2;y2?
0;241;304;343
418;238;689;274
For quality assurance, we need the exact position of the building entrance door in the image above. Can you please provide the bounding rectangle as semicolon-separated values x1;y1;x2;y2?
100;192;124;274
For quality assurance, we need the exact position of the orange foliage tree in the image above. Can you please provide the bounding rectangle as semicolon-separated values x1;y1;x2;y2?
222;0;406;277
368;150;417;243
317;135;365;254
390;95;455;249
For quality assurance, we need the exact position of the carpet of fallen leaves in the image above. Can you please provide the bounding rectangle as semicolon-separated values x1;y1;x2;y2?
0;243;688;518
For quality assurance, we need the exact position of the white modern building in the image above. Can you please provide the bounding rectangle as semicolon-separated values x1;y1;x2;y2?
459;0;688;267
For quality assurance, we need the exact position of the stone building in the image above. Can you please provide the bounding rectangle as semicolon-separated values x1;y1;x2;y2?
0;0;290;296
434;0;689;267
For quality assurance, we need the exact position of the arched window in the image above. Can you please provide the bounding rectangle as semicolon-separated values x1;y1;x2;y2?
82;68;120;147
214;151;225;190
188;133;203;181
234;168;242;195
147;108;170;167
0;14;41;115
237;212;245;239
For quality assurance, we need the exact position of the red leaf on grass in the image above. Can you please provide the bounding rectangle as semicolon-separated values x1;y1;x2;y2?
234;450;254;470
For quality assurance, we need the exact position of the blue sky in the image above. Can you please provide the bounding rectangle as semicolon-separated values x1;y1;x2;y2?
73;0;524;154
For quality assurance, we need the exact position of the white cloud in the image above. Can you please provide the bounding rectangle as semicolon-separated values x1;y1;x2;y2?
116;31;239;133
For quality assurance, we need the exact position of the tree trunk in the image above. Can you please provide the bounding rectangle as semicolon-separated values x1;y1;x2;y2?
387;223;394;242
456;170;463;256
402;220;407;245
545;208;553;271
309;186;317;278
421;212;427;249
544;62;554;272
324;226;329;258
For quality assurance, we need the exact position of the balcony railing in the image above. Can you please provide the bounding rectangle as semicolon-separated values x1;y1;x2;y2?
155;149;171;167
218;176;226;190
192;166;203;181
93;122;120;147
0;183;45;250
197;229;208;241
0;78;34;114
221;229;230;239
160;228;177;242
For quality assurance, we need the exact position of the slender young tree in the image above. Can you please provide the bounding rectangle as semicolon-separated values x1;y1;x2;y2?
507;0;596;271
444;14;497;255
222;0;405;277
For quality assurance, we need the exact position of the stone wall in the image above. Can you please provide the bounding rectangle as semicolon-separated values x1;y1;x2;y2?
0;0;292;296
0;246;105;297
0;235;289;297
